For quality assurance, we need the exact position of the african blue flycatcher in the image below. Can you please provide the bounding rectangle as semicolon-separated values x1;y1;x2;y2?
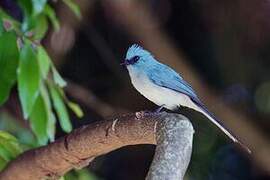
122;44;249;152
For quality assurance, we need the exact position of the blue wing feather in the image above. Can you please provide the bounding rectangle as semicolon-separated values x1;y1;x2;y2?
146;64;251;151
147;63;198;98
147;62;232;137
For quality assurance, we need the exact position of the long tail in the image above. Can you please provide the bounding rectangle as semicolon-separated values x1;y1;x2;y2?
190;98;251;153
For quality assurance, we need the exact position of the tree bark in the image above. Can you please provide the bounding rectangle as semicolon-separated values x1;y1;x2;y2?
146;114;194;180
0;112;194;180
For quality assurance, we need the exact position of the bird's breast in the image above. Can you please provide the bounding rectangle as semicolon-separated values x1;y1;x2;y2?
128;68;193;110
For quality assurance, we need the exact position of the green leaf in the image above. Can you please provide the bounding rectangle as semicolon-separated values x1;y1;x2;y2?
63;0;81;19
32;0;47;15
0;8;20;30
77;169;98;180
37;46;51;79
0;140;22;158
3;19;14;31
18;0;33;18
34;14;48;39
55;87;83;118
0;156;7;171
44;4;60;31
65;169;98;180
40;84;56;141
29;94;49;145
0;131;22;162
0;112;37;147
67;101;84;118
0;19;4;34
0;131;18;142
18;42;40;119
0;143;13;161
49;83;72;132
18;0;33;31
0;31;19;105
52;66;67;87
47;113;56;141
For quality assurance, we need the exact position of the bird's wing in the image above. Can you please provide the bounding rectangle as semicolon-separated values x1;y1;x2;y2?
147;63;198;99
147;63;251;152
147;63;234;138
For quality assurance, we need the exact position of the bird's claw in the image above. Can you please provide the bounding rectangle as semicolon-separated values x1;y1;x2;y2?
142;105;165;116
155;105;165;113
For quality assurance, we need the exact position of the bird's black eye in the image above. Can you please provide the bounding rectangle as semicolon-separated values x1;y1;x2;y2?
129;56;140;64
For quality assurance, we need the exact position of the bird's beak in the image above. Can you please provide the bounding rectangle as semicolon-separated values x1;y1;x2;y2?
120;60;129;66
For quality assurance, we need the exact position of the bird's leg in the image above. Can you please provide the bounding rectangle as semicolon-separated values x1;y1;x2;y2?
155;105;165;113
143;105;165;116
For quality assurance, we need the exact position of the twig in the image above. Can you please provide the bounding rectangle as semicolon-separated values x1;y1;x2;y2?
66;81;128;117
0;112;194;180
81;23;127;82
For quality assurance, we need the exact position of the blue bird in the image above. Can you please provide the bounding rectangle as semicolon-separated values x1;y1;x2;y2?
122;44;250;152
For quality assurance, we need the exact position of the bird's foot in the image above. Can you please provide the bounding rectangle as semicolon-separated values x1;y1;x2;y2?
155;105;165;113
142;105;165;117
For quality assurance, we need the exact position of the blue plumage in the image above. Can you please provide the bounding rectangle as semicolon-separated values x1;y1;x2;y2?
147;63;198;99
123;44;250;152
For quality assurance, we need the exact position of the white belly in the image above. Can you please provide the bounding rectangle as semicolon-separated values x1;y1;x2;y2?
128;68;195;110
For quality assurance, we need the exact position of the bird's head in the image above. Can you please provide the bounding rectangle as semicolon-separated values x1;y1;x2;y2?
121;44;155;67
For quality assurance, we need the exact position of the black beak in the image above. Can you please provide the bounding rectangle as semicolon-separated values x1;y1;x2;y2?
120;60;129;66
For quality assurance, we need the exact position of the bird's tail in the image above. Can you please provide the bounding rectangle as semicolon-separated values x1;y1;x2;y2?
190;98;251;153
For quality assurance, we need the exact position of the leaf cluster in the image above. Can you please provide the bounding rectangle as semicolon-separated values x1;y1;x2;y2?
0;0;82;169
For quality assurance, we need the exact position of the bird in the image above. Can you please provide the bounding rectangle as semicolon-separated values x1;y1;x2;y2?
122;44;250;153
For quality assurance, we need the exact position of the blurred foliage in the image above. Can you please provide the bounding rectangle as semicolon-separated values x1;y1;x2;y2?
255;82;270;114
0;0;85;176
0;130;22;171
64;169;99;180
0;112;36;147
0;0;268;179
208;146;252;180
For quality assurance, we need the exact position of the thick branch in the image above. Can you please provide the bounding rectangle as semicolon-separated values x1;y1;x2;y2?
0;112;193;180
146;115;194;180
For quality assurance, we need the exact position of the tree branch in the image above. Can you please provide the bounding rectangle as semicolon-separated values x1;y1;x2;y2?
146;115;194;180
0;112;194;180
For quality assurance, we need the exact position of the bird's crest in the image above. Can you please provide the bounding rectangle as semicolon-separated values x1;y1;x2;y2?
126;44;152;60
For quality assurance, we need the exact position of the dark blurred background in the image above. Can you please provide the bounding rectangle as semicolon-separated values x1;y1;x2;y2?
2;0;270;179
